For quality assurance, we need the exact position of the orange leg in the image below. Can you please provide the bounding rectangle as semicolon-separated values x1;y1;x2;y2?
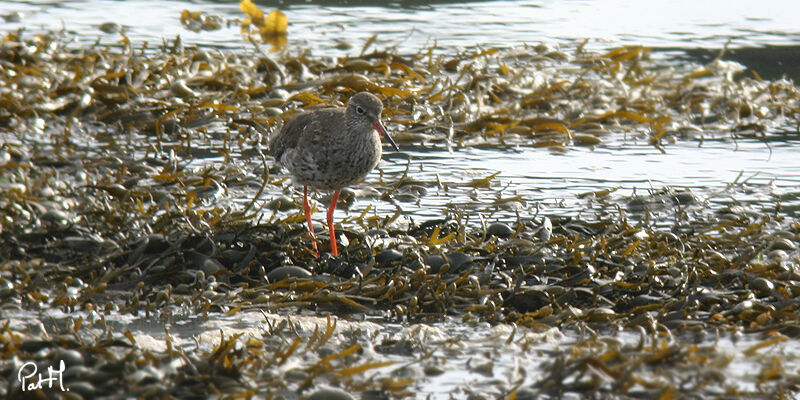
327;190;340;257
303;185;319;257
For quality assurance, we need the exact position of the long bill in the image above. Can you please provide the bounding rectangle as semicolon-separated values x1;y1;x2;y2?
373;121;399;151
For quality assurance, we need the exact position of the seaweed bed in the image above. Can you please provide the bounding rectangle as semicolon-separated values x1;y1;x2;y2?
1;24;800;399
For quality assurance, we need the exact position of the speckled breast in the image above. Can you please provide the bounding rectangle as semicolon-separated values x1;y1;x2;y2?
281;132;383;191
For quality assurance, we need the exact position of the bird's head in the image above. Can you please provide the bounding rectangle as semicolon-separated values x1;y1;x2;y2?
347;92;399;151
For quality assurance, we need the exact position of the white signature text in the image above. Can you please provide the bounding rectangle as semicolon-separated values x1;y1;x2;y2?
17;360;69;392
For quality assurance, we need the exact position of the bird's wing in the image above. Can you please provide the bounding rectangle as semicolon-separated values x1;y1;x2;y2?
268;111;312;160
268;109;341;160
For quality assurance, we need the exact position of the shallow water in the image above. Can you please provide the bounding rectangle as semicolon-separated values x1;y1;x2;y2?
4;0;800;52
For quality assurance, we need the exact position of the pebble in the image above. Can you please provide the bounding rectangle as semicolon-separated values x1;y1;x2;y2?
219;247;252;266
750;277;775;295
263;107;284;116
376;249;403;264
586;307;616;322
266;196;295;211
630;294;663;307
62;236;102;252
98;22;122;34
267;265;312;281
768;250;789;261
105;183;130;198
3;11;22;22
486;222;514;238
198;256;225;275
513;387;540;400
144;234;170;254
54;349;85;366
671;190;697;205
573;133;602;146
425;253;446;273
40;209;69;225
307;388;356;400
444;252;474;272
423;364;446;376
192;237;216;255
284;368;308;382
770;237;797;251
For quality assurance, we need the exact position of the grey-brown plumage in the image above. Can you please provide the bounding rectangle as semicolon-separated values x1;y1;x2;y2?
269;92;399;256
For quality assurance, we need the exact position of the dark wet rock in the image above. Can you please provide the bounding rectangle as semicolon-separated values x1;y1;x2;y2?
20;340;53;353
630;294;665;307
173;283;193;295
128;366;164;385
513;387;540;400
307;388;355;400
219;246;255;269
545;285;566;297
504;254;543;267
424;364;446;376
506;286;550;312
62;236;112;252
770;237;797;251
375;338;416;356
731;300;754;314
671;190;697;205
40;209;69;225
585;307;616;322
104;183;130;198
360;390;393;400
266;195;295;211
425;253;446;273
147;264;168;275
99;22;122;34
559;269;591;286
3;11;22;22
750;277;775;295
768;249;789;261
376;248;403;264
284;368;308;382
573;133;602;146
198;256;225;275
53;349;84;366
143;234;170;254
186;251;225;275
191;236;216;255
487;222;514;238
63;365;108;383
639;193;693;212
317;256;360;278
316;345;337;359
444;252;474;272
267;265;311;281
655;231;683;248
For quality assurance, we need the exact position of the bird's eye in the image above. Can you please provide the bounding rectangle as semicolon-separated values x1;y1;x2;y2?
356;106;365;114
